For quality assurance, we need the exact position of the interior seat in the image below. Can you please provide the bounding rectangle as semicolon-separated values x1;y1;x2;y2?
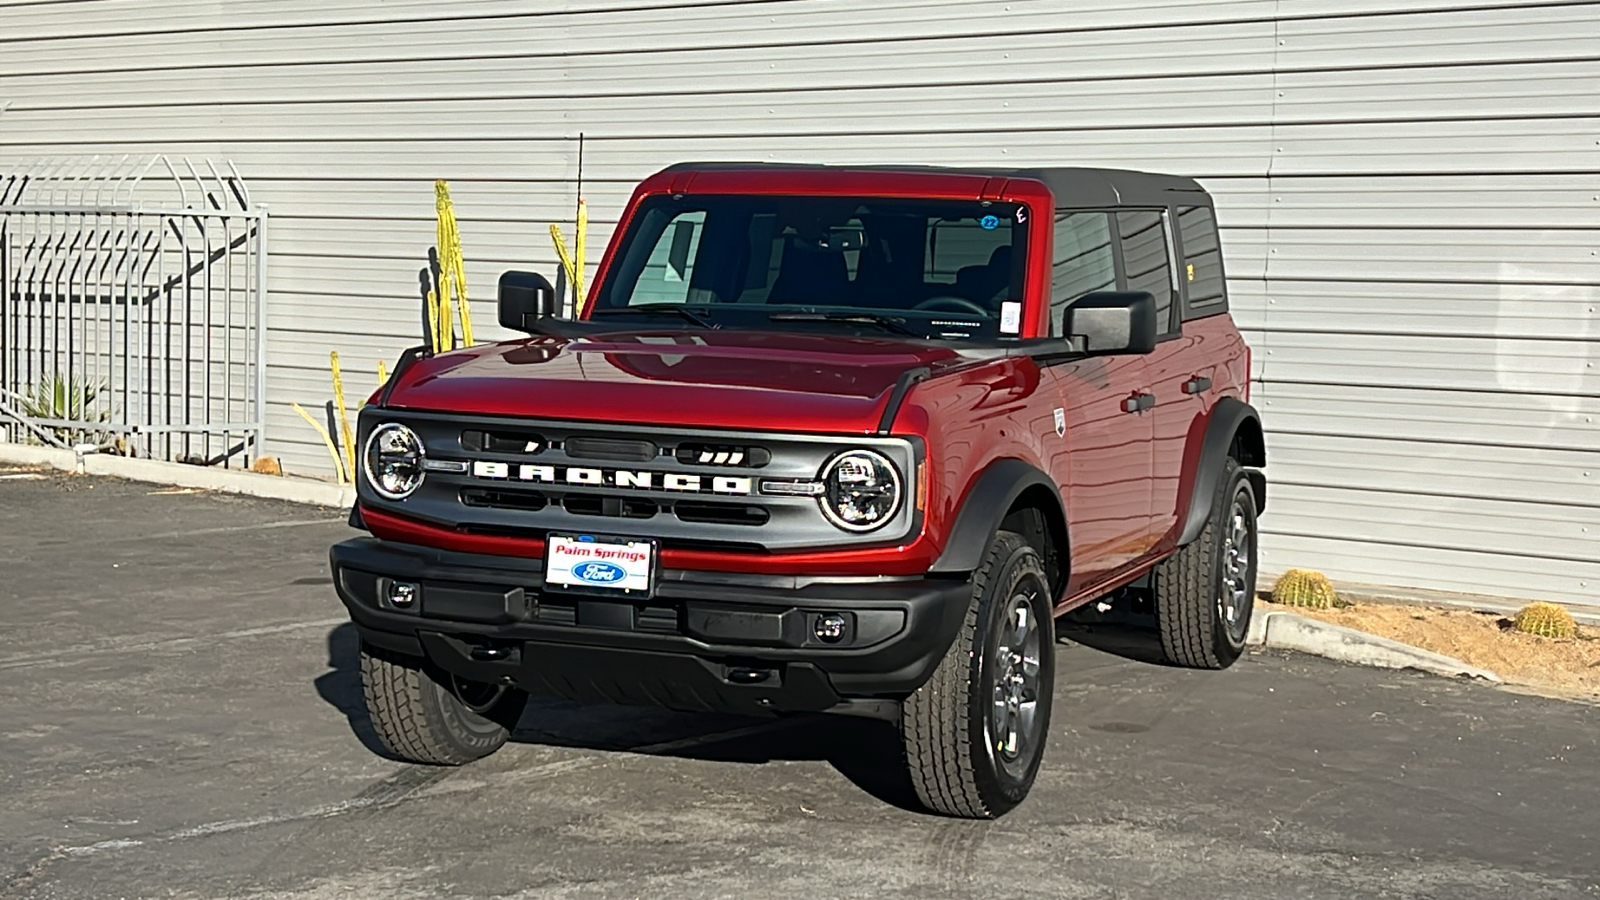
953;245;1012;309
767;239;852;305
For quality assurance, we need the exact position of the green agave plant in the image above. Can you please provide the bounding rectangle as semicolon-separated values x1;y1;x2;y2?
10;373;112;447
19;373;107;423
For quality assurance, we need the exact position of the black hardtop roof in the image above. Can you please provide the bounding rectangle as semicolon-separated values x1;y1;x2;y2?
661;161;1212;208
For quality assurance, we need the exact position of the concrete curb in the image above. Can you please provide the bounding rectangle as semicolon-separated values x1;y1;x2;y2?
0;443;77;469
1247;608;1501;683
0;443;354;508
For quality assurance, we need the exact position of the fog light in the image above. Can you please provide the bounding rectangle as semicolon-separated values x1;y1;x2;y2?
386;580;418;608
814;613;848;643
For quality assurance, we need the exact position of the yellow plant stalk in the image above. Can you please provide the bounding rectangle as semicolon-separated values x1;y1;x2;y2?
427;287;445;354
550;223;578;310
435;180;472;346
291;401;347;484
574;197;588;306
330;351;356;480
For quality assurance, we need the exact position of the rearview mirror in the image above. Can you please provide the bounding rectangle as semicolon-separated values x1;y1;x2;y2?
1065;291;1157;356
498;270;557;333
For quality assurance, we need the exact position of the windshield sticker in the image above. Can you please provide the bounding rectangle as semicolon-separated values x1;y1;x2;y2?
979;214;1000;231
1015;207;1028;223
1000;301;1022;334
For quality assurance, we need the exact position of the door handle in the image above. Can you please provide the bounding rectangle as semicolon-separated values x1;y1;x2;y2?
1121;392;1156;414
1182;375;1213;395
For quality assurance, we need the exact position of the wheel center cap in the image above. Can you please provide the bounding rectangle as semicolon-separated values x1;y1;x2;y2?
1000;654;1026;705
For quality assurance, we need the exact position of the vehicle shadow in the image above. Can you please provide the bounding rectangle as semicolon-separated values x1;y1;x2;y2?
314;622;921;811
1055;595;1170;666
515;699;922;812
313;622;405;760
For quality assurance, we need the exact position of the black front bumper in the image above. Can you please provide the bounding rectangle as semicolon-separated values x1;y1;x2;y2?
330;538;971;717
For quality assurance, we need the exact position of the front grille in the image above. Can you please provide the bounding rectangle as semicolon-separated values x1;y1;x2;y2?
564;436;658;462
462;428;546;455
673;501;770;527
562;494;659;519
674;442;771;467
361;411;920;553
461;487;548;512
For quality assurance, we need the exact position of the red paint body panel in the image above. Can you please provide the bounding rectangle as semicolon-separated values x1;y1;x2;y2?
1047;354;1154;598
1147;315;1250;551
384;330;969;435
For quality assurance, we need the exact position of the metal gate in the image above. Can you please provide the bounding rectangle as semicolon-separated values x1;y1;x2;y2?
0;156;266;465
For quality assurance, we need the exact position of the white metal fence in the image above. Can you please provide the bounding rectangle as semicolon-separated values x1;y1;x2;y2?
0;156;267;465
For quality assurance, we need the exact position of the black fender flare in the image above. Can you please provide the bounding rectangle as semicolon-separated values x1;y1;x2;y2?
928;458;1065;576
1177;397;1266;547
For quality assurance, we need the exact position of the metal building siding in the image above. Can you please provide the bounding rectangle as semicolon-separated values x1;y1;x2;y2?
1;0;1596;604
1257;2;1600;604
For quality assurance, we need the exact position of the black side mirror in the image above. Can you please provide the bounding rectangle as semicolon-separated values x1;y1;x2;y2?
498;270;557;333
1065;291;1158;356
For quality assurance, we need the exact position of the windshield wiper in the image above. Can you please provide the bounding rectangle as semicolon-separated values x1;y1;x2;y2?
591;304;715;328
767;311;918;336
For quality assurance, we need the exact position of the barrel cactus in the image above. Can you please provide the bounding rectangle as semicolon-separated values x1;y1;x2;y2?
1512;602;1577;639
1270;569;1341;609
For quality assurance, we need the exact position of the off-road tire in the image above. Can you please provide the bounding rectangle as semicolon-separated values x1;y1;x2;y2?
1154;457;1259;669
901;530;1055;818
359;642;527;765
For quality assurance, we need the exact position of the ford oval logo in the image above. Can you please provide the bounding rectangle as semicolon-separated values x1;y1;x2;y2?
573;561;627;585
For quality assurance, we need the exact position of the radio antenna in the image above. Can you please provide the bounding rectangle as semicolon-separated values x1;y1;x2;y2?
575;132;584;219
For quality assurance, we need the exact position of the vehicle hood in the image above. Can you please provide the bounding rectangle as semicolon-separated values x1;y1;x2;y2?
380;330;970;434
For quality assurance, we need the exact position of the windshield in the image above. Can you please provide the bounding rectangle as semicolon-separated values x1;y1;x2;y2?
590;194;1032;340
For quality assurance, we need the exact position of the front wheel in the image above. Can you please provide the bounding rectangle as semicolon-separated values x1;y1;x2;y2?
1154;457;1260;669
900;530;1055;818
359;643;528;765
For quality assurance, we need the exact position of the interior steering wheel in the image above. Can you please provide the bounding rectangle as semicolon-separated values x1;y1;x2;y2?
913;295;991;316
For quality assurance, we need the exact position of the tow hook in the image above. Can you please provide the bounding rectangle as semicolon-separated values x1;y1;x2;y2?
725;666;774;685
469;643;514;662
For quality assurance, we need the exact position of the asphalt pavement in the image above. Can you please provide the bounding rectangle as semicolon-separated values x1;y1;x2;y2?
2;468;1596;900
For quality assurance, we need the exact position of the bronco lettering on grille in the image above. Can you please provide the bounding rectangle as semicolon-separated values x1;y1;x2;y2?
471;461;753;495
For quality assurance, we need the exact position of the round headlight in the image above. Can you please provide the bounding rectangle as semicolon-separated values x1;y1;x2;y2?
820;449;902;532
363;423;425;500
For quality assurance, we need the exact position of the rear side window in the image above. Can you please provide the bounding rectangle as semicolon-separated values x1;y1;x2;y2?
1177;206;1226;312
1116;210;1176;335
1048;211;1116;336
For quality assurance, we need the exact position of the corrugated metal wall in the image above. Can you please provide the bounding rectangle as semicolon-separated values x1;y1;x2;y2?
2;0;1596;604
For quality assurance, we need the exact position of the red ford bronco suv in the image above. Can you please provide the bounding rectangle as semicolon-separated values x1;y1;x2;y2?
332;163;1265;819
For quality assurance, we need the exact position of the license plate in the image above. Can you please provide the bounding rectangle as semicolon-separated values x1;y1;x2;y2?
545;533;656;595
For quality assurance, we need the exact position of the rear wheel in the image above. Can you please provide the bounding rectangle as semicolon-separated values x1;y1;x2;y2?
1154;457;1259;669
359;643;528;765
900;530;1055;818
